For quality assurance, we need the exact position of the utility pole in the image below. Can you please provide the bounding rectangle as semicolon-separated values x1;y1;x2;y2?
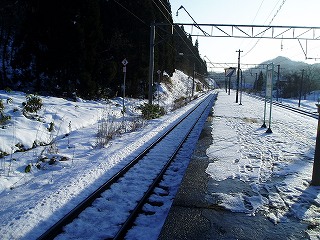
236;49;243;103
239;69;243;105
255;73;258;92
276;65;280;101
298;69;304;107
148;23;155;105
225;75;228;93
192;63;195;97
122;59;128;126
312;104;320;185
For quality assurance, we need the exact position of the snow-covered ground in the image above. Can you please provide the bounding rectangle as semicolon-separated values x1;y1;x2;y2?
1;66;320;239
274;95;318;113
0;70;207;239
206;91;320;239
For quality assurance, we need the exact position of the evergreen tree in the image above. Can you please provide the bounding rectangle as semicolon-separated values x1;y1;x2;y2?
254;71;264;92
1;0;206;99
281;71;316;99
0;1;26;89
12;0;103;97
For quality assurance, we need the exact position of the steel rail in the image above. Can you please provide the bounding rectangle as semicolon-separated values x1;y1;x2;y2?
249;94;318;119
37;93;215;240
272;101;318;119
113;93;216;239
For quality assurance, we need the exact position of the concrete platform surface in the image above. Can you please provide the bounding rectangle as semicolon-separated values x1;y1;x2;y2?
158;109;310;240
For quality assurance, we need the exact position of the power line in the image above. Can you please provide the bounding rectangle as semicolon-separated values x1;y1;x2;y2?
113;0;205;69
175;5;210;37
113;0;147;26
152;1;204;66
150;1;181;54
239;0;264;50
242;0;287;58
251;0;265;24
157;0;172;17
266;0;284;25
112;0;177;58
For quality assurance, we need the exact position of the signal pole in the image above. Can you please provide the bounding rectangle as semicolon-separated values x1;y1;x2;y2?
236;49;243;103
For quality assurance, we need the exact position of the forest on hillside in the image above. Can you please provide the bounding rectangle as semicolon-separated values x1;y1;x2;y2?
0;0;207;99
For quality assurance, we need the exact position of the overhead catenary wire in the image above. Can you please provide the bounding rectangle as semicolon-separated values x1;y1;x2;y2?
113;0;172;44
175;5;210;37
242;0;287;58
152;0;201;57
113;0;203;67
113;0;147;26
251;0;265;24
238;0;265;48
241;0;320;61
157;0;172;16
152;0;205;67
266;0;284;26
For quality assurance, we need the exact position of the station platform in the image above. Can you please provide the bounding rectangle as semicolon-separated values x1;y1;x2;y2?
158;105;310;240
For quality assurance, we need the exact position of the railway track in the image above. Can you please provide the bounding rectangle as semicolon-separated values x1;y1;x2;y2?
37;93;216;240
249;94;319;119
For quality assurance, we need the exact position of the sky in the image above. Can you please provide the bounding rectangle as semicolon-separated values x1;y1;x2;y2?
170;0;320;71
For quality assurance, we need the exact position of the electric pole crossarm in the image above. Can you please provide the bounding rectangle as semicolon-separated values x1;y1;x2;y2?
215;26;231;37
295;28;313;39
272;27;291;39
174;23;320;40
253;26;271;38
235;26;251;38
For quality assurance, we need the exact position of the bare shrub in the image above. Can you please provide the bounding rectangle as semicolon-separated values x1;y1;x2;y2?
124;115;145;132
96;108;120;147
172;96;188;111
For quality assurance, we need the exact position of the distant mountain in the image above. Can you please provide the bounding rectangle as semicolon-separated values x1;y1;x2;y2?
260;56;320;75
211;56;320;89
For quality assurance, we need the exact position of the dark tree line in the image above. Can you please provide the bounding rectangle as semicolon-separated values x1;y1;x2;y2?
279;70;318;99
0;0;206;99
252;68;320;98
253;71;264;93
174;26;207;78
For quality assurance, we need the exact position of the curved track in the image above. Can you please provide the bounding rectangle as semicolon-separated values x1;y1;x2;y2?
249;94;319;119
38;93;216;240
272;101;318;119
